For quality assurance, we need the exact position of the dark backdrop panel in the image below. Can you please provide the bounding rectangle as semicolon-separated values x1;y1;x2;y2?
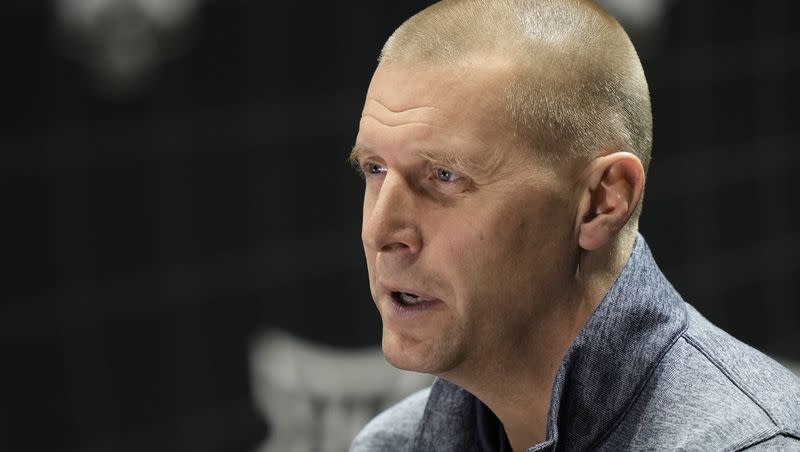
1;1;797;451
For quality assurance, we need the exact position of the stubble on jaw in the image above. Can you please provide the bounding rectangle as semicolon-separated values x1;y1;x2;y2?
380;309;471;375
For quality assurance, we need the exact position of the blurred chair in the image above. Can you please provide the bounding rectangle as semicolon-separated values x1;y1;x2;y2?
55;0;200;95
250;329;433;452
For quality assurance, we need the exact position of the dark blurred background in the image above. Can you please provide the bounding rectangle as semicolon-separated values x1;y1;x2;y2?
1;1;797;451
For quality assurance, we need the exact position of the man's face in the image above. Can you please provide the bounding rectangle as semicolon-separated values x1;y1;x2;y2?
353;63;579;376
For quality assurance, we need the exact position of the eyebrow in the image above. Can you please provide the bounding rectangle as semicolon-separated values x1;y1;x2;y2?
348;145;369;168
417;148;498;175
348;144;499;176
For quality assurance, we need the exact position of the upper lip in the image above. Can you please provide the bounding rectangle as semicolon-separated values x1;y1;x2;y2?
381;283;441;302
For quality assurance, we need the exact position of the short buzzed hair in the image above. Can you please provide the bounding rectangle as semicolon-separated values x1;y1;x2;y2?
380;0;652;180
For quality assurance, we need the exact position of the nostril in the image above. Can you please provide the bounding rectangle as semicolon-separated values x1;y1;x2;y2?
362;218;421;253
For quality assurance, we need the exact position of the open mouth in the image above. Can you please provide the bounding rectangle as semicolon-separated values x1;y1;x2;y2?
391;291;429;306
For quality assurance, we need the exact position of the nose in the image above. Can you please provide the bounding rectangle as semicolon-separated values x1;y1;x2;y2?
361;172;422;254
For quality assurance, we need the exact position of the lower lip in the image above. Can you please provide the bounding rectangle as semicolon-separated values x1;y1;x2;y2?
387;295;444;319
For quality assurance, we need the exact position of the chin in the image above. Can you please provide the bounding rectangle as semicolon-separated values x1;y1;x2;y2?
381;327;462;375
382;330;427;372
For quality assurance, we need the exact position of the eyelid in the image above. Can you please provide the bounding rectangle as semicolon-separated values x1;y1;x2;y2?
428;166;476;196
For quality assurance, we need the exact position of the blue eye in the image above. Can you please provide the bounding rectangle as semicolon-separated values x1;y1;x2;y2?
435;168;459;182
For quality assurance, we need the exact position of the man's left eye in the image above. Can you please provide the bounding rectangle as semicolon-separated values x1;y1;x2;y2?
435;168;460;182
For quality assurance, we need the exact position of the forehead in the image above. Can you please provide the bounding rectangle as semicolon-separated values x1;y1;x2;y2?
364;62;512;123
356;63;523;163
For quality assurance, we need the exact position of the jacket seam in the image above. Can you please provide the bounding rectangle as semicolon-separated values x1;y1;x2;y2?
735;432;800;451
682;332;782;429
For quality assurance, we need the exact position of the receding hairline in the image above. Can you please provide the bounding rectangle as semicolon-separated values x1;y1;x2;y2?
379;0;633;69
371;0;653;232
378;0;652;165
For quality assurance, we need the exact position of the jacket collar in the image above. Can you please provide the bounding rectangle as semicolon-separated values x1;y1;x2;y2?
411;234;689;451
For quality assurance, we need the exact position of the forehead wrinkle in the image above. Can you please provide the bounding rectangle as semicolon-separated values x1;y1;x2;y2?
362;98;446;129
365;97;439;115
360;113;447;130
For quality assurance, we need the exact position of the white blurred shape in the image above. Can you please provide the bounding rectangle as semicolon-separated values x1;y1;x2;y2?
55;0;201;95
57;0;197;27
595;0;672;30
250;329;433;452
137;0;200;27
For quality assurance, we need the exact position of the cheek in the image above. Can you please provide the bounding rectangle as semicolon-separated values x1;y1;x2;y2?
363;246;377;283
432;219;516;304
360;192;378;293
454;199;571;290
361;192;375;227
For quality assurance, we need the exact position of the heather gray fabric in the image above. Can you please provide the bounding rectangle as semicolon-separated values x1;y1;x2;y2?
350;235;800;451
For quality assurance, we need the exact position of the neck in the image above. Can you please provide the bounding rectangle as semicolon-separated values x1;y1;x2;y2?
441;237;635;451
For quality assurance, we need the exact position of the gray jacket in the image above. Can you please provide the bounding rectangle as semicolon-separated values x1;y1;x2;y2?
351;235;800;451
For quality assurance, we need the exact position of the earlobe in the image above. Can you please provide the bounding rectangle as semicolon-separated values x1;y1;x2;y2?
577;153;644;251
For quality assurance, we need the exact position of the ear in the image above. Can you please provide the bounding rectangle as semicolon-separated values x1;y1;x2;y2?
576;152;645;251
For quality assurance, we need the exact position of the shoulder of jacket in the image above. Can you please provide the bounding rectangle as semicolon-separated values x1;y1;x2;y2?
350;386;431;452
681;305;800;435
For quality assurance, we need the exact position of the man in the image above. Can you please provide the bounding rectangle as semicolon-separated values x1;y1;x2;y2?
348;0;800;450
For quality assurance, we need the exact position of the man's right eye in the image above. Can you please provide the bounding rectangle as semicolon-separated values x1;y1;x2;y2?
363;162;387;176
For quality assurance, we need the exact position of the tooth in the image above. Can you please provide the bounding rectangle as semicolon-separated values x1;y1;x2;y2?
400;293;423;305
